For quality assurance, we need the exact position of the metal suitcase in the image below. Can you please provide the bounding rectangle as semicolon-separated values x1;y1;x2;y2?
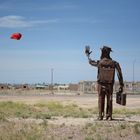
116;92;126;106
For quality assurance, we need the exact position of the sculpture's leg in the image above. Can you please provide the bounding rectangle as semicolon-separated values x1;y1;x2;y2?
106;85;113;120
98;85;105;120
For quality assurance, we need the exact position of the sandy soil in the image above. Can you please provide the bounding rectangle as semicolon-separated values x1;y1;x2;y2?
0;91;140;109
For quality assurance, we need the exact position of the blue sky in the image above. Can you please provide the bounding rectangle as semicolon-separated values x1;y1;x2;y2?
0;0;140;84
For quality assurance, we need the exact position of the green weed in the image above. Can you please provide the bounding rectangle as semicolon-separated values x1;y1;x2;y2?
0;101;140;120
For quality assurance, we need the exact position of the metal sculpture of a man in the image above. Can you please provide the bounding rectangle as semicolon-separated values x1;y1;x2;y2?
85;46;124;120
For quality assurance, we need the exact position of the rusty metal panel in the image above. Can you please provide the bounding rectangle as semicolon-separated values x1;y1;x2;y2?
99;67;115;83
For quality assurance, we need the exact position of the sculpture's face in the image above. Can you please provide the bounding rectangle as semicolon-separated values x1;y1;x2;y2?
101;46;112;53
100;46;112;59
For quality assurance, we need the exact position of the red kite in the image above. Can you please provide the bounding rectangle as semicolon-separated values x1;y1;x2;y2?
10;33;22;40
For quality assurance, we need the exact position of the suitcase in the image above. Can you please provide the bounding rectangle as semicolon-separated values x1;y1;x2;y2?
116;92;126;106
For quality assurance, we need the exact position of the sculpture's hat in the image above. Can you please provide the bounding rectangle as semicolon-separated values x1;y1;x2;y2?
101;46;112;52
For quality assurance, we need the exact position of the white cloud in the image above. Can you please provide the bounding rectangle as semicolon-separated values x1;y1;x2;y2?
0;14;100;28
0;15;31;28
0;15;58;28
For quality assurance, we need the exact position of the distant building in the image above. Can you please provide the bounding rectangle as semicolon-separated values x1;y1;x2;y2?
57;84;69;91
0;83;10;90
0;81;139;94
69;83;78;91
12;84;31;90
35;84;48;89
135;82;140;92
78;80;140;94
78;81;97;94
114;81;140;93
22;84;30;89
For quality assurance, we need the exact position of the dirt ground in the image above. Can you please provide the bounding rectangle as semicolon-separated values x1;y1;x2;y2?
0;91;140;140
0;90;140;109
0;90;140;123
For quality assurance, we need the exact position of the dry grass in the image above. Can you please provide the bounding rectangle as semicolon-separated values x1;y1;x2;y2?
0;101;140;139
0;118;140;140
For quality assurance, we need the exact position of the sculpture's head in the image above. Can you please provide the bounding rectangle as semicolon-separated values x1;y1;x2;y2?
100;46;112;59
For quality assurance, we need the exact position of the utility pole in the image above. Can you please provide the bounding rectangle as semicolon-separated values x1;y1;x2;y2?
132;60;136;94
51;68;54;94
